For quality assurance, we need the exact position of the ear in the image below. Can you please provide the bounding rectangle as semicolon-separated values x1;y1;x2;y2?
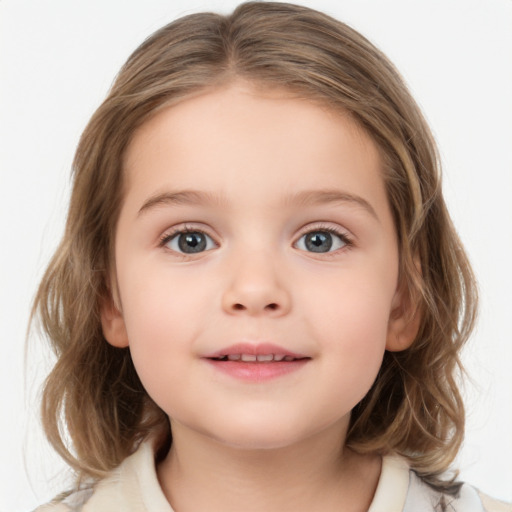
386;278;422;352
100;294;129;348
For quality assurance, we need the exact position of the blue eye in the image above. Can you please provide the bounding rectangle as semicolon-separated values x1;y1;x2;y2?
165;231;216;254
295;230;348;253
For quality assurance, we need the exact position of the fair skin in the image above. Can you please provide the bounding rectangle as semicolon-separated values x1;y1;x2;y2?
101;81;418;512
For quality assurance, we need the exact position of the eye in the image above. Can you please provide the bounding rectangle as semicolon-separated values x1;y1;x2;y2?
295;229;349;253
164;230;216;254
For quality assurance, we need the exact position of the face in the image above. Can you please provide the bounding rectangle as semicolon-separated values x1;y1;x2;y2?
103;82;413;451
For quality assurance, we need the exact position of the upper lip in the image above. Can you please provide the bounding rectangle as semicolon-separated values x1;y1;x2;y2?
203;342;309;360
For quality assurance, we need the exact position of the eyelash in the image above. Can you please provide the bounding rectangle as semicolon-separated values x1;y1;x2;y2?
159;224;217;250
295;224;354;256
158;223;354;256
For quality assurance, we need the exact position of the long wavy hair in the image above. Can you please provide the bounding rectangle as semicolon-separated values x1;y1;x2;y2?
32;1;477;489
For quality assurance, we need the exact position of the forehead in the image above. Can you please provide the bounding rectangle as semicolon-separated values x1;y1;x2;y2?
121;81;387;215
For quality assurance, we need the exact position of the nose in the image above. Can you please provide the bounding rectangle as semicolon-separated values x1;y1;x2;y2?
221;251;291;317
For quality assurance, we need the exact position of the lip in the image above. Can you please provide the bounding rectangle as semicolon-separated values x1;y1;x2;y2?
204;342;308;359
203;342;310;382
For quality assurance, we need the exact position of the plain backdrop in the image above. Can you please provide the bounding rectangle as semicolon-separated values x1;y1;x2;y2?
1;0;511;510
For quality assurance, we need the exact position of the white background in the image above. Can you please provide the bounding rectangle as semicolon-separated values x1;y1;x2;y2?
1;0;511;510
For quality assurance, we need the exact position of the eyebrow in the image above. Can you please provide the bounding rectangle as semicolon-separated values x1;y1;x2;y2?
287;189;378;219
138;190;224;216
138;188;378;220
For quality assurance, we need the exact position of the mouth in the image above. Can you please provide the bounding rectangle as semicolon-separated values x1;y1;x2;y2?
203;343;311;381
209;353;306;363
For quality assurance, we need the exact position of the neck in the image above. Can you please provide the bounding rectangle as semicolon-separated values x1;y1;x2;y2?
157;421;381;512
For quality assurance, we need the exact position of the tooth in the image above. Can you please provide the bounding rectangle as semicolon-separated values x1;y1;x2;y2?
228;354;241;361
283;356;295;362
256;354;273;362
274;354;285;361
241;354;257;362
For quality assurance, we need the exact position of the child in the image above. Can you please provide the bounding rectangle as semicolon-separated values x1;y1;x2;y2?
32;2;510;511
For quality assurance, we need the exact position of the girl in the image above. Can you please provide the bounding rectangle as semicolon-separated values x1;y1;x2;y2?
31;2;510;511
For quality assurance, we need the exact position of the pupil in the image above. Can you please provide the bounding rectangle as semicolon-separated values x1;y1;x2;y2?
178;232;206;253
305;232;332;253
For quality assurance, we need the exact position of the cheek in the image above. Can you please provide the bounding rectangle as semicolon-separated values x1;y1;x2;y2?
303;268;395;386
306;266;394;339
117;267;197;382
319;301;389;410
120;262;205;338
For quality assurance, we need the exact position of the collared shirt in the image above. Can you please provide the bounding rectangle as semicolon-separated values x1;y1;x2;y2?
35;440;511;512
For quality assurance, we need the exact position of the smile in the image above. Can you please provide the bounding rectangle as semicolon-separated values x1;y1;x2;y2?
211;354;302;362
204;343;311;381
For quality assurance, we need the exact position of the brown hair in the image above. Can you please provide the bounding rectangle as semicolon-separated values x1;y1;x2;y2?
32;1;477;488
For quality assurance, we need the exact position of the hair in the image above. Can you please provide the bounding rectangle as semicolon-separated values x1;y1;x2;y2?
32;1;477;490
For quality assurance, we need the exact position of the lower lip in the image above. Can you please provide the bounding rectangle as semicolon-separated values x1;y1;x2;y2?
204;359;309;382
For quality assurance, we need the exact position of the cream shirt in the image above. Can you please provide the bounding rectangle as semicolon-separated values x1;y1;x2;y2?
36;441;511;512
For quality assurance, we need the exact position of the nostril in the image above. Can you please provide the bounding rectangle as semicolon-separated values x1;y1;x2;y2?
228;302;283;314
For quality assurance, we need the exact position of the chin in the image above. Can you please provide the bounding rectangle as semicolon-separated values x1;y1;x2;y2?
202;418;331;452
215;433;304;452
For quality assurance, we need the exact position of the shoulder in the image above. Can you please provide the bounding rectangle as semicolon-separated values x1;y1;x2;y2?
371;454;511;512
479;492;512;512
32;487;94;512
32;468;125;512
32;439;173;512
405;464;511;512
